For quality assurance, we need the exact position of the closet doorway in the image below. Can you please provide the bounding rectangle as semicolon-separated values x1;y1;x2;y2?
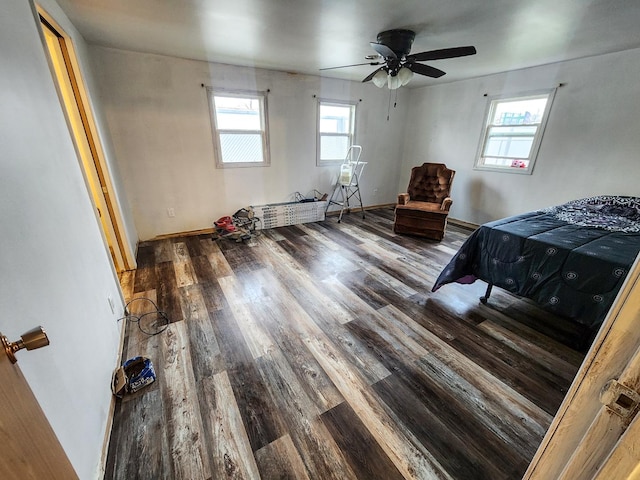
38;9;134;273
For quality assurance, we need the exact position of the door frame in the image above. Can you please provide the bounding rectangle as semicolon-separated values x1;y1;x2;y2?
37;6;135;273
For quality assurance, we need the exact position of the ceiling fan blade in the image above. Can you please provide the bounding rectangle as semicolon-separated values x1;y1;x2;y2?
408;46;477;62
362;66;387;83
407;63;446;78
370;42;397;59
320;62;381;71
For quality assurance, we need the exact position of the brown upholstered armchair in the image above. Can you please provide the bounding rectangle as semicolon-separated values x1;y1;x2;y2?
393;163;455;241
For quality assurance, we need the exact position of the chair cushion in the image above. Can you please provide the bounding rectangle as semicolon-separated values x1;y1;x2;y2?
396;201;445;214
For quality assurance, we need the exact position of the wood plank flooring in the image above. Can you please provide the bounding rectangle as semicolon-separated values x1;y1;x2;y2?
106;207;585;480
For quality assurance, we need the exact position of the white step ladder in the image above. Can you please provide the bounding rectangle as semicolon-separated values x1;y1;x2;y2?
325;145;366;223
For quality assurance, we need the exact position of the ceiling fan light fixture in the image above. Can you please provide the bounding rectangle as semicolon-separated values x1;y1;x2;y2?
388;74;402;90
372;69;388;88
398;67;413;86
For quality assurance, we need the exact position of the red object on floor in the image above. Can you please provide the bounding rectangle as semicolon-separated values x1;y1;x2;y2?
215;216;232;227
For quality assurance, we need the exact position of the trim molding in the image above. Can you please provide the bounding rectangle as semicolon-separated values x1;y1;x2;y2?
448;217;480;231
151;204;400;239
153;227;216;240
149;207;476;240
326;202;395;216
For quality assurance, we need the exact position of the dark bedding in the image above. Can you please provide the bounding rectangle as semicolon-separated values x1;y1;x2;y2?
432;196;640;330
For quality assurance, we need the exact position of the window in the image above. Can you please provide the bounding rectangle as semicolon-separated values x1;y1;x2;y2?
208;89;269;167
475;89;555;174
317;100;356;165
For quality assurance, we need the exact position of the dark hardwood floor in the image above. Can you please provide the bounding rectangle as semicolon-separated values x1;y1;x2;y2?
106;207;584;480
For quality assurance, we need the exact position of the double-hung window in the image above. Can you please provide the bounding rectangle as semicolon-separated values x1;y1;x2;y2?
208;89;270;167
317;100;356;165
475;89;555;174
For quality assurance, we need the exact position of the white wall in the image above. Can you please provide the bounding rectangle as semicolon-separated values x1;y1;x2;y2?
401;48;640;225
90;47;409;240
1;1;125;478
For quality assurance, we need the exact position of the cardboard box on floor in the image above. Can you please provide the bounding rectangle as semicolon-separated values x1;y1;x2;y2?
111;356;156;397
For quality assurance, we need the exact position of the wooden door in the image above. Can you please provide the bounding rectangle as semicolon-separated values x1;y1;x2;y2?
592;407;640;479
525;252;640;478
0;353;78;479
556;342;640;479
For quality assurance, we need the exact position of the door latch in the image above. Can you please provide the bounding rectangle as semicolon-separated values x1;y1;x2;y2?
600;379;640;421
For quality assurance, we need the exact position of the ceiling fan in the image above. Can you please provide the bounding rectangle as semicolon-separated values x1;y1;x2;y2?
321;29;476;89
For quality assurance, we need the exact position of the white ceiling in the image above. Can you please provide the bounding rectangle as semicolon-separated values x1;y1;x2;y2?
54;0;640;88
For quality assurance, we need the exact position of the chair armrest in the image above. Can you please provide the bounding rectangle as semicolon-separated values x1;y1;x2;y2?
398;193;410;205
441;197;453;211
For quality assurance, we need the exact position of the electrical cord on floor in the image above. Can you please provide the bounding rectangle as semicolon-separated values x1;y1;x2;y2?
117;297;170;336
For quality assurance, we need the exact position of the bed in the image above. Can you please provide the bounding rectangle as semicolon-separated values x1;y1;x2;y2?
432;196;640;337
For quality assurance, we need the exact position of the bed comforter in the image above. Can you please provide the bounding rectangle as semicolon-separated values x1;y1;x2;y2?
432;196;640;330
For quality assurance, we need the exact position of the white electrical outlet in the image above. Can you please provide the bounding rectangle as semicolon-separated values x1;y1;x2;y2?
167;207;175;218
108;296;115;314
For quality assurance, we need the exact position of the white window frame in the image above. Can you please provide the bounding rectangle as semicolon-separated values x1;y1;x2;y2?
316;99;357;166
474;88;556;174
207;88;270;168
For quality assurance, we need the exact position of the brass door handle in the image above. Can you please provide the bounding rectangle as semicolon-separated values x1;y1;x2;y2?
1;326;50;363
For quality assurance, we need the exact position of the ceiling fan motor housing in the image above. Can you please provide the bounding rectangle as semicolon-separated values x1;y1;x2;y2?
376;29;416;57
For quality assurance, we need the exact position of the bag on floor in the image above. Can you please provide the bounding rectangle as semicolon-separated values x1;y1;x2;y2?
111;356;156;397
